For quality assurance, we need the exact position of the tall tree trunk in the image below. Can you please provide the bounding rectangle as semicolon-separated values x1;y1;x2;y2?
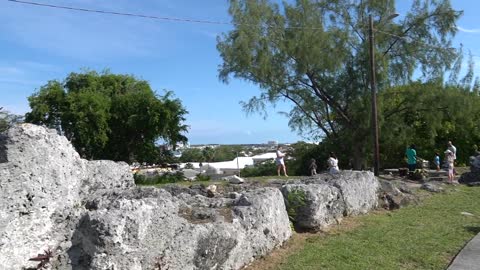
351;143;366;170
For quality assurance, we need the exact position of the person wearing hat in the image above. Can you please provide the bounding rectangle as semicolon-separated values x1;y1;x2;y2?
445;149;456;184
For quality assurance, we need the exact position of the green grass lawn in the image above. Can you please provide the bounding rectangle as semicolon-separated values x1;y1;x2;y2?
279;186;480;270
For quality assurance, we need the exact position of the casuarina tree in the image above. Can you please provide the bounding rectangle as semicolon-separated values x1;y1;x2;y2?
217;0;461;168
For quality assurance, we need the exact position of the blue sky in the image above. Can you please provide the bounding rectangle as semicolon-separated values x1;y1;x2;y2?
1;0;479;144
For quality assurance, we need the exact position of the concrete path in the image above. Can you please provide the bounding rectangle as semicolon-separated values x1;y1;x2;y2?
448;233;480;270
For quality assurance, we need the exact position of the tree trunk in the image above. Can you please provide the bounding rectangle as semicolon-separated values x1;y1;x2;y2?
351;143;366;170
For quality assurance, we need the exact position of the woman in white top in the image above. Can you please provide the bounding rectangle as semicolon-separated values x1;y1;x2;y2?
276;146;288;177
327;152;340;174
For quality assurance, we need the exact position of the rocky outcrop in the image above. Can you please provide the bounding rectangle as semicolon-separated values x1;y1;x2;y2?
0;124;134;269
0;124;385;269
378;180;419;210
0;124;291;270
281;171;380;231
421;182;444;193
282;183;344;231
330;171;380;215
459;153;480;184
64;187;290;270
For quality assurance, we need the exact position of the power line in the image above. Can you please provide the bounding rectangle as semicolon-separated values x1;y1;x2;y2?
6;0;232;26
5;0;324;30
5;0;478;57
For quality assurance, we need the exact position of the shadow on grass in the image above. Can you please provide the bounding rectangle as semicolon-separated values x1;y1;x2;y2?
463;226;480;234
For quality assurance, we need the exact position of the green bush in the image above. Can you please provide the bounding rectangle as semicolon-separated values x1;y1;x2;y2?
241;160;277;177
134;171;185;185
194;174;211;182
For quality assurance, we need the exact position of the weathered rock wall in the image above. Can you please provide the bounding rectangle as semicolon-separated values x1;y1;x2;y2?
64;187;291;270
0;124;134;269
281;171;380;231
0;124;291;270
0;124;382;269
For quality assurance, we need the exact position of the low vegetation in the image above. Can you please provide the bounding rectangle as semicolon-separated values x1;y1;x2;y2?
253;185;480;270
134;172;186;185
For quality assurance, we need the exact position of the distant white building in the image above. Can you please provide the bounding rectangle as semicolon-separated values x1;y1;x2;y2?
201;156;254;176
252;152;277;165
182;152;277;176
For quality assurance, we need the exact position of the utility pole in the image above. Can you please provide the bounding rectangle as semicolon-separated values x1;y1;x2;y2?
369;14;380;177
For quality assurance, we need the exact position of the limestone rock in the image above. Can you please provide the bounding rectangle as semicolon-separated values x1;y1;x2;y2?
461;154;480;183
68;187;291;270
378;180;418;210
0;124;292;270
225;175;245;184
421;182;444;193
330;171;380;215
281;183;345;231
0;124;133;269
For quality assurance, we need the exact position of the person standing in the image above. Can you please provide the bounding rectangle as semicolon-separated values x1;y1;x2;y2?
447;141;457;175
276;146;288;177
308;158;317;176
433;152;441;171
327;152;339;174
445;150;456;184
406;144;417;172
447;141;457;161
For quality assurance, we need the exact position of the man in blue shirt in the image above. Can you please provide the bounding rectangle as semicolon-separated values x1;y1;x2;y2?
405;144;417;172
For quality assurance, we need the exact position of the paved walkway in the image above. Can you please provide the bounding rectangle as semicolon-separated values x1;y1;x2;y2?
448;232;480;270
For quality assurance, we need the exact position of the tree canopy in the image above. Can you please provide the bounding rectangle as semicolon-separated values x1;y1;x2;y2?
218;0;463;168
25;71;188;163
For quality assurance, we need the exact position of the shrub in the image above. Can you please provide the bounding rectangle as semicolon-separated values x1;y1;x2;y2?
241;160;277;177
184;163;194;169
194;174;211;182
134;171;185;185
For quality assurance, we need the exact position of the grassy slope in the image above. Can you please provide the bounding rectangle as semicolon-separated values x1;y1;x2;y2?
280;186;480;270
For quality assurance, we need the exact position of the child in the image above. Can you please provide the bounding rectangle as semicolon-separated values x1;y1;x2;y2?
433;152;440;171
309;158;317;176
445;150;456;184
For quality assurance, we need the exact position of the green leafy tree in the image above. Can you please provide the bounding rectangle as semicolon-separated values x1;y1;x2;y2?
218;0;461;168
212;145;243;162
379;82;480;167
25;70;188;163
179;148;204;162
202;146;216;162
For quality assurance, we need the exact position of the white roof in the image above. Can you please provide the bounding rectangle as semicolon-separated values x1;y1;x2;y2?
202;157;253;170
252;152;277;160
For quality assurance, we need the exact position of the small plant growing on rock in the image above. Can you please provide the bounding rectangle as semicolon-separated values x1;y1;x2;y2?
409;168;428;181
194;174;210;182
285;189;306;222
27;249;53;269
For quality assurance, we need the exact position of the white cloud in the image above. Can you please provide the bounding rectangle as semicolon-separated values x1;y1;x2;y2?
457;26;480;33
